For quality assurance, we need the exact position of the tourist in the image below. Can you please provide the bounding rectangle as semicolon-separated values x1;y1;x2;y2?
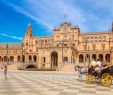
90;59;96;67
1;63;8;79
94;59;102;73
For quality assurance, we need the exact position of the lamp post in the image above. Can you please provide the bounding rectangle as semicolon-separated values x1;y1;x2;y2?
102;44;105;65
6;43;8;65
60;41;64;64
84;39;89;66
21;42;24;62
21;42;24;69
87;46;90;68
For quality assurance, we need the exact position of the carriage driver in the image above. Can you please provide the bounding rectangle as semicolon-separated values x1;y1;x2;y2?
91;59;102;73
95;59;102;73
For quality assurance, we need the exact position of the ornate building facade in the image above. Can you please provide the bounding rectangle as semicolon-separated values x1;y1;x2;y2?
0;21;113;69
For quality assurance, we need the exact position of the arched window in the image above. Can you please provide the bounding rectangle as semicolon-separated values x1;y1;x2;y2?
92;54;96;61
79;54;84;63
29;55;32;61
99;54;103;62
4;56;8;62
22;55;25;62
33;55;37;62
17;55;21;62
105;54;110;63
10;56;14;62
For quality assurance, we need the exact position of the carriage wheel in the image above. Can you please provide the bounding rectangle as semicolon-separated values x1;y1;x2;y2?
86;74;93;83
101;73;112;87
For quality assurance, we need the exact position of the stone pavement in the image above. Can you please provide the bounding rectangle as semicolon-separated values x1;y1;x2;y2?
0;70;113;95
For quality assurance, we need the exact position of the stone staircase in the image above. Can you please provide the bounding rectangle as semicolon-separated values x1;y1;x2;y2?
60;63;75;72
8;63;18;70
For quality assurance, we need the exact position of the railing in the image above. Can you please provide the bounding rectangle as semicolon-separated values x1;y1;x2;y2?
17;61;38;70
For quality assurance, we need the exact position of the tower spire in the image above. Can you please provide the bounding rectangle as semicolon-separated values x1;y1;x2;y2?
28;21;31;27
25;21;32;37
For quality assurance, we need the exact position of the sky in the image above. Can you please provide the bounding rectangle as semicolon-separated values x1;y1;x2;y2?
0;0;113;42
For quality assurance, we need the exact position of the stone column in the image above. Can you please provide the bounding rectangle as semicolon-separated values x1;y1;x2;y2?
111;51;113;65
46;52;51;68
90;53;92;63
84;54;86;65
25;54;28;62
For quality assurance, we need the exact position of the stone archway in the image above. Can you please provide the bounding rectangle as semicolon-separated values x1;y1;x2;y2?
51;52;58;67
105;54;110;63
4;56;8;62
99;54;103;62
17;55;21;62
33;55;37;62
92;54;96;61
26;65;37;68
29;55;32;61
79;54;84;63
10;56;14;62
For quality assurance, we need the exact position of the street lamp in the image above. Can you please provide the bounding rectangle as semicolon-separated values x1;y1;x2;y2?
60;41;64;64
102;44;105;65
21;42;24;62
6;43;8;65
87;46;90;68
84;38;89;66
21;42;24;69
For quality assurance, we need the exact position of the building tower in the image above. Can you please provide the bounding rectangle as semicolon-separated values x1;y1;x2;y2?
25;22;32;37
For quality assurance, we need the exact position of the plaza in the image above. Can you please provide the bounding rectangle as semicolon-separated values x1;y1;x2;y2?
0;70;113;95
1;0;113;95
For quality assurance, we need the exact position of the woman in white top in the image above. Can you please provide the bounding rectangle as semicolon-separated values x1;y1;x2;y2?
94;59;102;73
91;59;96;67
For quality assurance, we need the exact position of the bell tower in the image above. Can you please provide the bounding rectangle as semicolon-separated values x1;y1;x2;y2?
23;22;32;48
25;22;32;37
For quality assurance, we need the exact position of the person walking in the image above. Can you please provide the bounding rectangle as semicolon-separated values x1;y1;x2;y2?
4;64;7;79
1;63;8;79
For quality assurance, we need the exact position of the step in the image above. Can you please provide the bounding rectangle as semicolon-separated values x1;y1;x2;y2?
8;63;17;70
60;64;75;72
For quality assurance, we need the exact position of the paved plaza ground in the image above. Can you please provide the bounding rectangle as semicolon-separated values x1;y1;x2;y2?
0;70;113;95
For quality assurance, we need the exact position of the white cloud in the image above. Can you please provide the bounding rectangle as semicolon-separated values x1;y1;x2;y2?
0;33;22;40
8;3;53;30
1;0;113;32
5;0;86;30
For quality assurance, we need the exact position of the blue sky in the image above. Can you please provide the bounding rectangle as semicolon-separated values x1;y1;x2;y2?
0;0;113;42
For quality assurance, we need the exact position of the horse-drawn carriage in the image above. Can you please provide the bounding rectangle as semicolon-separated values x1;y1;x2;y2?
86;65;113;87
78;66;113;87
